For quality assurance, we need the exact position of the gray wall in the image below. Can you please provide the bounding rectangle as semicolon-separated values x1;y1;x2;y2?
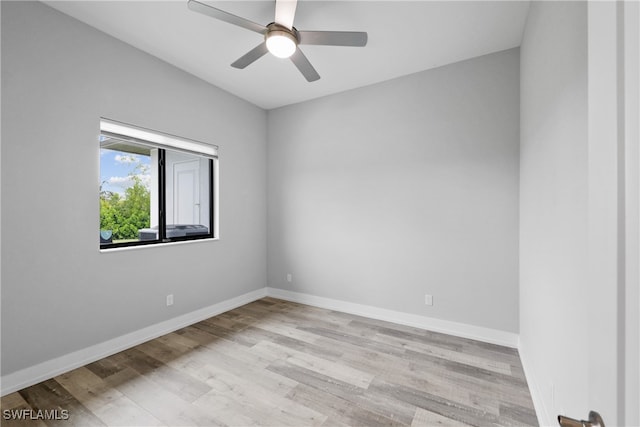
267;49;520;333
519;1;589;423
1;1;267;375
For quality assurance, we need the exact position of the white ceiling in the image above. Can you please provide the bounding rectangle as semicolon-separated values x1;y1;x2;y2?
44;0;530;109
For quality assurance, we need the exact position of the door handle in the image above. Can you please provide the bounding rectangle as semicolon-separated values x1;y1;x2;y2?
558;411;605;427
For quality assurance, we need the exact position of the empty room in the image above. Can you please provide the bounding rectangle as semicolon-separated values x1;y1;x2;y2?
1;0;638;426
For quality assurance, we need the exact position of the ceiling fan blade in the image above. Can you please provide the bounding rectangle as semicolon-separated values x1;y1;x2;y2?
290;48;320;82
274;0;298;30
188;0;266;34
298;31;368;47
231;42;269;69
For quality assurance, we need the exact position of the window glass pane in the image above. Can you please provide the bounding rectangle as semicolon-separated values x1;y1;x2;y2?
165;149;210;238
99;137;156;245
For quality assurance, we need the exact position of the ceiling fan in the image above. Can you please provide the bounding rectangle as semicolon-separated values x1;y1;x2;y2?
187;0;368;82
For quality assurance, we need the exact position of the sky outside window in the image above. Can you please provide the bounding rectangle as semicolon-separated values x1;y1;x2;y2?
100;148;151;196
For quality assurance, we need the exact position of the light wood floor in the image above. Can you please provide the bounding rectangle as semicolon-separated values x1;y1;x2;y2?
1;298;538;427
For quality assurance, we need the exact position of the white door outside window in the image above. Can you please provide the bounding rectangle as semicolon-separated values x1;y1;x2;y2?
173;160;200;225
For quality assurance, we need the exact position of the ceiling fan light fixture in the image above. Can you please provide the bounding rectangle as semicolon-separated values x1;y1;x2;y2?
266;30;297;58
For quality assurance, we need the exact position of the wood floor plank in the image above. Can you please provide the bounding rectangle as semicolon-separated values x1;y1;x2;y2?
372;361;502;415
203;314;253;331
141;335;299;397
368;378;502;427
192;392;262;426
84;355;128;380
175;324;234;347
411;407;473;427
252;325;344;360
403;349;525;387
369;331;513;375
254;340;374;389
499;402;539;427
371;355;532;411
400;359;536;410
155;330;201;351
298;326;407;357
254;320;331;346
19;379;106;427
91;396;166;427
191;321;258;347
185;331;272;369
55;366;128;410
287;383;406;427
104;367;223;426
117;347;212;403
54;367;165;427
1;392;29;410
0;393;48;427
321;417;351;427
318;336;404;377
192;371;328;426
349;318;520;365
6;298;538;427
309;330;504;414
242;301;354;329
268;360;417;425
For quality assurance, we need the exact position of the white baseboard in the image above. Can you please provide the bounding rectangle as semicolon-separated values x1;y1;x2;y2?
0;288;267;397
266;287;519;348
518;339;553;427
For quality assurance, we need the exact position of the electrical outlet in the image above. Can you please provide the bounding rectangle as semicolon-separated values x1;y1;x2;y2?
286;273;292;283
166;294;174;306
425;294;433;306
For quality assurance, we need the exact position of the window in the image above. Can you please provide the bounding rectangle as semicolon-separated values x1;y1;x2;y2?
99;119;217;249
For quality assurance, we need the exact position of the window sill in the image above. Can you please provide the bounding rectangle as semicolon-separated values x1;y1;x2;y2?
99;237;219;253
